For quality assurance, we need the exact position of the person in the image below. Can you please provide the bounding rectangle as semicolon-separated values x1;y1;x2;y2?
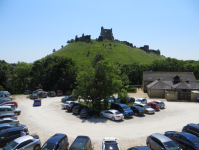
20;129;26;136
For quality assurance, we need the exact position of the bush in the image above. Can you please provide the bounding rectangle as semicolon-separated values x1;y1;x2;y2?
0;85;5;91
127;87;137;93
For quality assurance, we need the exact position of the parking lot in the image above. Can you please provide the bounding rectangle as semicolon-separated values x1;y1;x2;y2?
16;94;199;150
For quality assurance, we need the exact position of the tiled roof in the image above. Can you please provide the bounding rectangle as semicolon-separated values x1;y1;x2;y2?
147;80;172;89
143;72;197;82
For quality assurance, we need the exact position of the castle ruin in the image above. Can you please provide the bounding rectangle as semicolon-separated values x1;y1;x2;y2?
139;45;160;55
100;26;114;40
75;33;91;42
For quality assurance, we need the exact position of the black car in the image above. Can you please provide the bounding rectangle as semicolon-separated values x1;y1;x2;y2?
130;106;145;116
41;133;69;150
127;146;152;150
182;123;199;137
0;113;17;120
0;126;29;147
66;103;80;112
30;94;39;99
0;123;27;132
165;131;199;150
128;97;135;103
48;91;56;97
80;108;97;119
72;105;89;114
69;136;92;150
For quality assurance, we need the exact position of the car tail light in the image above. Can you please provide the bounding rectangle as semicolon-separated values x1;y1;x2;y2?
14;116;17;119
64;135;67;137
70;107;71;109
147;137;149;139
116;116;120;117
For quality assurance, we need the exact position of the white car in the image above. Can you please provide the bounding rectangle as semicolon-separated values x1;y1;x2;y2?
101;137;122;150
134;98;147;105
134;103;155;114
61;101;75;109
100;109;124;121
152;100;165;109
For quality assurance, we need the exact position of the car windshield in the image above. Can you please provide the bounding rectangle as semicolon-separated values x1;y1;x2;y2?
163;141;180;150
115;112;121;115
64;102;69;104
41;143;57;150
191;138;199;146
105;144;119;150
2;141;18;150
136;99;141;102
144;105;150;108
122;106;131;111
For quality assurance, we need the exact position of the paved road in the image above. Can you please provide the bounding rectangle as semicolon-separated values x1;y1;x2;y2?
16;95;198;150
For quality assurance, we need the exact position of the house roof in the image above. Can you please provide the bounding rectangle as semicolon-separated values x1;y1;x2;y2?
143;72;197;82
147;80;172;89
172;82;191;89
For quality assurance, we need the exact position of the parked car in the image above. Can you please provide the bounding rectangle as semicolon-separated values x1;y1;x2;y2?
0;118;19;126
2;104;21;115
152;100;165;109
38;91;47;98
147;102;160;111
2;135;41;150
0;126;29;147
66;90;72;95
0;106;15;115
0;123;27;132
69;135;92;150
80;108;97;119
101;137;122;150
182;123;199;137
100;109;124;121
128;97;135;103
110;103;133;118
33;99;41;106
30;94;39;99
165;131;199;150
24;90;32;95
61;101;75;109
0;113;18;120
146;133;181;150
61;96;75;102
41;133;69;150
48;91;56;97
57;90;63;96
134;104;155;114
73;105;89;114
196;97;199;102
134;98;147;105
0;91;12;101
130;106;145;116
66;103;79;112
0;101;18;108
127;146;152;150
37;89;43;92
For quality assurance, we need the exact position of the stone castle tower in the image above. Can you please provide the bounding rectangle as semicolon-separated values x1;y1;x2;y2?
100;26;114;40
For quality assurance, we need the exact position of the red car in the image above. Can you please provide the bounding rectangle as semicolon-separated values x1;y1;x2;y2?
147;102;160;111
2;101;18;108
57;90;63;96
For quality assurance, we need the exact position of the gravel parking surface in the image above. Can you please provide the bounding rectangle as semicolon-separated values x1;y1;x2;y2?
16;94;199;150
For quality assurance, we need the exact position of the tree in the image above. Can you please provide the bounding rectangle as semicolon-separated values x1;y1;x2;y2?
72;59;126;110
92;53;105;68
53;49;56;53
0;85;5;91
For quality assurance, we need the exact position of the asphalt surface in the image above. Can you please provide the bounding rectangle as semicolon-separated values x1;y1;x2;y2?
16;95;199;150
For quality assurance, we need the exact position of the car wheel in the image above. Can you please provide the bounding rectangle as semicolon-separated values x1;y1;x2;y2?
111;117;115;121
33;145;40;150
147;142;151;148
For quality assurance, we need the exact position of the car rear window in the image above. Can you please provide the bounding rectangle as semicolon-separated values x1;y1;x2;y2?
71;138;88;148
115;112;121;115
163;141;180;150
104;143;119;150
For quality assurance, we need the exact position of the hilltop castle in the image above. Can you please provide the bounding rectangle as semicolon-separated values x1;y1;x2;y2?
100;26;114;40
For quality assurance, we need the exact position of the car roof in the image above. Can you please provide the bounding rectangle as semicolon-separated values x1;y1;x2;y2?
34;99;41;101
46;133;66;144
1;118;13;121
103;137;117;142
153;100;162;102
178;132;198;140
0;106;11;108
0;123;11;127
14;135;33;143
137;98;146;100
109;109;119;113
0;113;15;116
148;102;157;104
187;123;199;129
151;133;172;142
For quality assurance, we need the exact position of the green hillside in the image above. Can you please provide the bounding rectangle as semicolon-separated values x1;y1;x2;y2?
52;40;165;67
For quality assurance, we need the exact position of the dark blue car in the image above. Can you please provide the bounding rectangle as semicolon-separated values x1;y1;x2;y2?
127;146;151;150
33;99;41;106
41;133;69;150
196;97;199;102
165;131;199;150
110;103;134;118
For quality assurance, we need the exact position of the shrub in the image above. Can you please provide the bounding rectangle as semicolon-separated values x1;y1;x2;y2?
0;85;5;91
127;87;137;93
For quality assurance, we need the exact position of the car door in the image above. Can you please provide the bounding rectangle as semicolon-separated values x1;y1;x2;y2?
61;136;69;150
22;140;34;150
0;108;6;115
106;111;112;119
179;135;192;149
6;107;14;114
150;137;163;150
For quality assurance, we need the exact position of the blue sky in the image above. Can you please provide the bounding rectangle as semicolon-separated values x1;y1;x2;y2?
0;0;199;63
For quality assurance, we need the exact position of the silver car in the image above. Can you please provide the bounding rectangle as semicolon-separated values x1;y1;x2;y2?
2;135;41;150
152;100;165;109
0;118;19;126
134;104;155;114
2;104;21;115
0;106;14;115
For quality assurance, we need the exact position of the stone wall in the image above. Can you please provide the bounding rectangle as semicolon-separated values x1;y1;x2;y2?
75;34;91;42
140;45;160;55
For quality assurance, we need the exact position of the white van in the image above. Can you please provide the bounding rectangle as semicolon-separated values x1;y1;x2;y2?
0;91;12;102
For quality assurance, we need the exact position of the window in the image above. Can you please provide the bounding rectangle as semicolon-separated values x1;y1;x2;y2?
16;141;28;149
0;95;3;97
0;108;6;111
7;108;13;111
25;140;33;145
180;136;189;142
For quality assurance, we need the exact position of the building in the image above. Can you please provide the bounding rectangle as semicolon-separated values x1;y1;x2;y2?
100;26;114;40
143;72;199;100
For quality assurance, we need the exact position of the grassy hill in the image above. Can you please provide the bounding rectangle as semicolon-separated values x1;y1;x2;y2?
52;40;165;67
